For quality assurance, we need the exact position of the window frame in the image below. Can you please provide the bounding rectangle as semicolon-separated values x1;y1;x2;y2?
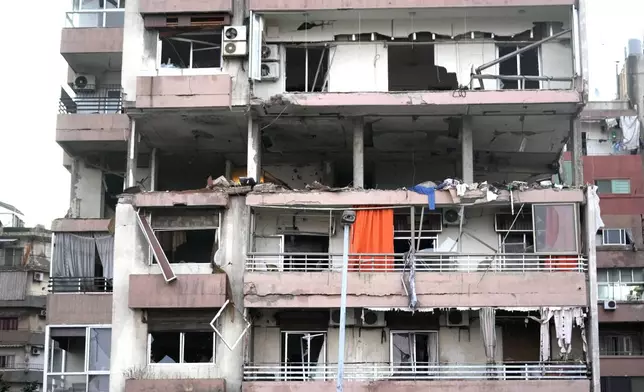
157;30;224;72
389;330;439;373
1;247;23;267
531;203;580;254
46;325;112;376
600;229;628;246
0;317;19;331
147;331;216;365
595;179;632;195
496;44;542;90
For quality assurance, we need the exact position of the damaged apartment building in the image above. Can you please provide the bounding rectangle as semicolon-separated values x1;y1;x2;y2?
0;202;51;392
49;1;603;392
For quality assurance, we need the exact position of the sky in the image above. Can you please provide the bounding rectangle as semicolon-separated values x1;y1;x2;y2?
0;0;642;227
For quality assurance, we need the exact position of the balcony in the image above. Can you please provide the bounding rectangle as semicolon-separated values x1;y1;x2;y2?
128;273;228;309
60;9;124;72
244;253;588;308
139;0;232;13
57;85;129;155
242;363;589;392
0;363;44;384
47;278;112;325
248;0;576;11
598;282;644;303
0;329;45;346
135;75;233;110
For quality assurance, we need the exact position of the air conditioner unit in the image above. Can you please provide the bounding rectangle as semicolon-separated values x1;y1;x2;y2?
33;272;44;282
223;25;247;42
261;44;280;61
360;310;386;327
446;309;470;327
223;41;248;57
73;74;96;91
443;209;464;226
38;310;47;318
31;347;42;356
603;300;617;310
260;62;280;81
329;309;357;327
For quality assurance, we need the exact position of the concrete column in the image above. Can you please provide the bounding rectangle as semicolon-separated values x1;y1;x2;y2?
69;158;81;218
149;148;158;191
125;119;138;189
225;159;233;180
352;117;364;188
570;117;584;186
217;196;249;392
109;199;149;392
577;0;589;96
461;116;474;184
246;117;261;182
584;187;600;392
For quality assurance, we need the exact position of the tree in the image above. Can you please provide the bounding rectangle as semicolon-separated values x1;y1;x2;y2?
0;375;10;392
21;382;39;392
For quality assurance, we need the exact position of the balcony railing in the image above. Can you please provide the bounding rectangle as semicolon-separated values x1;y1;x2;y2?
65;9;125;28
598;282;644;302
600;350;644;356
245;253;587;273
0;363;44;371
243;362;589;381
48;277;113;293
59;85;123;114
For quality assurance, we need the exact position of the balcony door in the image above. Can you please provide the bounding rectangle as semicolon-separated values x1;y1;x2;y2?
281;331;327;381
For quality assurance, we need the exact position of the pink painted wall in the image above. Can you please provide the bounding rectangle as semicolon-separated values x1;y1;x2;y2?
242;380;589;392
56;114;130;143
600;356;644;377
244;271;587;308
139;0;232;13
60;28;124;54
47;294;113;324
126;379;225;392
136;75;232;109
129;274;227;309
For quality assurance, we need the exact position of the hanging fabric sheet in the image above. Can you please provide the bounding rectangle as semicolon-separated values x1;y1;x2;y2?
349;209;394;271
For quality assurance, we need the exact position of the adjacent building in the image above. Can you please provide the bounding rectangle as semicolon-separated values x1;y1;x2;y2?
49;1;599;392
0;203;51;392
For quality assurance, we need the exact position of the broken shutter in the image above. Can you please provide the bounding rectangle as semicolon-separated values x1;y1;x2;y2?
135;211;177;283
249;11;264;81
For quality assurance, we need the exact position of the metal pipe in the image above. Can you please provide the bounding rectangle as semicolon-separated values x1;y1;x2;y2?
471;74;573;82
336;223;351;392
475;29;571;74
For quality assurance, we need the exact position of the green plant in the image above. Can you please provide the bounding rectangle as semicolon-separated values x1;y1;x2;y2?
22;381;39;392
0;375;10;392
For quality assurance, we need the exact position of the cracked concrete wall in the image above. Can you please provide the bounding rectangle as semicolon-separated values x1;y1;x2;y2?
70;159;104;219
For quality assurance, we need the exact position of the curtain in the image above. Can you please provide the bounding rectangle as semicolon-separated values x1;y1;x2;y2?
349;209;394;271
94;234;114;279
53;233;96;278
530;308;555;362
479;307;497;362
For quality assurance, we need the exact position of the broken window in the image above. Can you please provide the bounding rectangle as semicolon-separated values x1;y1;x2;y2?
149;331;215;364
285;47;328;92
159;30;222;69
152;229;218;264
390;331;438;375
393;209;441;254
388;45;456;91
281;331;326;380
532;204;578;253
498;45;540;90
284;235;329;271
495;212;535;253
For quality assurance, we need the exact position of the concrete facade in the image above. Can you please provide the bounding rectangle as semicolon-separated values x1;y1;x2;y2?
48;1;598;392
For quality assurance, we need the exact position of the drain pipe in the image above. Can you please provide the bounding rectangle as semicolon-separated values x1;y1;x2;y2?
336;210;356;392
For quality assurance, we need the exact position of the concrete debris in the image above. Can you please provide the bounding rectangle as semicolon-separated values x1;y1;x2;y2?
207;175;232;188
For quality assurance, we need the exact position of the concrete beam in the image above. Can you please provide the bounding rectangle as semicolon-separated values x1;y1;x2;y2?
51;218;112;232
132;191;229;208
461;116;474;184
570;117;584;186
584;187;600;392
247;117;261;183
353;117;365;188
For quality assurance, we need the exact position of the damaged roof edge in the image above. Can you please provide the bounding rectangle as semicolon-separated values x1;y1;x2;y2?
246;187;586;207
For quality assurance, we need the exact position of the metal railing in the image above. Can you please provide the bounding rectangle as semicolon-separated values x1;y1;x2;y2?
59;85;123;114
48;277;113;293
0;363;44;371
598;282;644;302
245;253;587;273
600;350;644;356
243;362;589;381
65;9;125;28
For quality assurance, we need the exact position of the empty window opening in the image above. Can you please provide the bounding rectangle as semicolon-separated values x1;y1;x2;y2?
103;173;123;219
149;331;215;364
393;210;441;257
0;318;18;331
390;331;438;374
285;47;328;92
284;235;329;271
498;45;540;90
281;331;326;380
160;30;222;69
152;229;218;264
389;45;456;91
